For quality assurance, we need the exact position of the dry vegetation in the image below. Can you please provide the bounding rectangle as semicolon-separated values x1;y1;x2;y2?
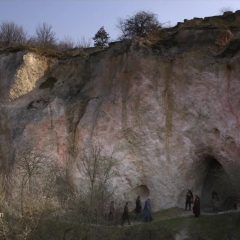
0;21;95;59
0;142;119;239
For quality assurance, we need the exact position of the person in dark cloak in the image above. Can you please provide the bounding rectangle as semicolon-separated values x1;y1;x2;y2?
212;191;219;200
185;189;193;211
193;195;200;217
108;201;115;221
135;195;142;219
121;202;131;226
143;198;153;222
211;191;219;212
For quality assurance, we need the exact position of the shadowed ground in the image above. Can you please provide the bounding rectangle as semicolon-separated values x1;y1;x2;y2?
31;207;240;240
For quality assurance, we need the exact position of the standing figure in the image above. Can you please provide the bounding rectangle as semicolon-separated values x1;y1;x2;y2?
211;191;219;212
135;195;142;218
108;201;115;221
185;189;193;211
143;198;153;222
193;195;200;217
121;202;131;226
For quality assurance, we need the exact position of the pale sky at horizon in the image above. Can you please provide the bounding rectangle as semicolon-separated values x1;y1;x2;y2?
0;0;240;45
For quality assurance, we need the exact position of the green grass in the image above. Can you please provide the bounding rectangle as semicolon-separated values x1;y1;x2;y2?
31;208;240;240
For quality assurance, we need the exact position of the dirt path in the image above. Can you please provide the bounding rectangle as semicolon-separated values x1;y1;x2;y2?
87;208;240;228
119;208;240;227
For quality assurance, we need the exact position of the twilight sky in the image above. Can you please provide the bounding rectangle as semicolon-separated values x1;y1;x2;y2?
0;0;240;44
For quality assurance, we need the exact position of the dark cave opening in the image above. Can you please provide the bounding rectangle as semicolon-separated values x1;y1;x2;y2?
201;155;237;211
128;185;150;204
132;185;150;199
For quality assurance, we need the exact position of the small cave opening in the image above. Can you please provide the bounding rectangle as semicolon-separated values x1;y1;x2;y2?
39;77;58;89
128;185;150;202
201;155;237;211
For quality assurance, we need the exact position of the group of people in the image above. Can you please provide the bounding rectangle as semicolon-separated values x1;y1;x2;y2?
108;196;153;226
121;196;153;225
109;190;201;226
185;189;200;217
108;189;239;225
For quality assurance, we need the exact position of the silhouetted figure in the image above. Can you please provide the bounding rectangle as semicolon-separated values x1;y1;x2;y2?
108;201;115;221
134;195;142;220
211;191;219;212
185;190;193;210
193;195;200;217
121;202;131;226
212;191;219;200
143;198;153;222
135;196;142;213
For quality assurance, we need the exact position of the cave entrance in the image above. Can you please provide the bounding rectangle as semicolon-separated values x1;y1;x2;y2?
201;155;237;211
132;185;150;199
128;185;150;203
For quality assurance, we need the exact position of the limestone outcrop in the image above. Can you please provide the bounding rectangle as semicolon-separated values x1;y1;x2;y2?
1;12;240;211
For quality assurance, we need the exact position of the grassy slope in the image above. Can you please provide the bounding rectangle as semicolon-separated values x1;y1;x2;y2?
34;208;240;240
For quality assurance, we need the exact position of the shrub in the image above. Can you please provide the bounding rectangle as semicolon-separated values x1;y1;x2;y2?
118;11;161;39
0;147;63;240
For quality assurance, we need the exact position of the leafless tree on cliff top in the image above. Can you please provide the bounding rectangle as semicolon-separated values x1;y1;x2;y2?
34;22;56;47
58;36;75;50
76;36;91;49
220;7;233;14
118;11;161;39
0;22;27;46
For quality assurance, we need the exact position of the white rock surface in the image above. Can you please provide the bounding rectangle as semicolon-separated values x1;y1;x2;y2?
1;14;240;211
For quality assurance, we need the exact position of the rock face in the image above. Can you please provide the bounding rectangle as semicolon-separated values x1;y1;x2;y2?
1;12;240;211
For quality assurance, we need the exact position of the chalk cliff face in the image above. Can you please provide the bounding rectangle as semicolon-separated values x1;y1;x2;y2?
1;12;240;210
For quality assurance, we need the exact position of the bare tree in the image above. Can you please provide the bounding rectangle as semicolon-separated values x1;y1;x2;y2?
220;7;233;15
0;22;27;46
118;11;161;39
76;37;91;49
10;148;60;239
16;149;46;216
0;147;61;240
34;22;56;47
76;143;117;223
58;36;75;50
